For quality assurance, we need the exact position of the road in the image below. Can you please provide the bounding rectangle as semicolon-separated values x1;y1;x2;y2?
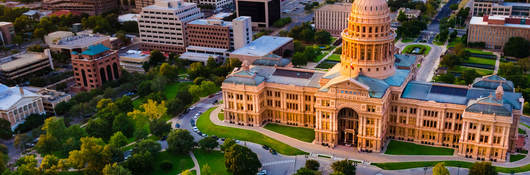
417;0;460;43
395;41;444;82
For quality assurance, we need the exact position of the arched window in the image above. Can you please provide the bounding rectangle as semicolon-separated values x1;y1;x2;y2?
106;65;113;81
81;69;88;87
100;68;107;83
113;63;120;80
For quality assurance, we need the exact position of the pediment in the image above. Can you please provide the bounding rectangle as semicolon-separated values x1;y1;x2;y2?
320;75;369;91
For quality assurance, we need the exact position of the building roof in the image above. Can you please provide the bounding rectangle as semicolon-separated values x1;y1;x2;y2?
402;81;523;110
119;50;150;62
0;52;49;72
231;36;293;57
0;84;41;111
395;54;417;68
224;66;325;88
80;44;110;56
317;3;351;12
189;19;232;27
53;34;109;49
466;96;513;116
470;16;530;29
252;58;291;67
472;74;515;92
118;13;140;23
49;10;82;17
209;12;233;20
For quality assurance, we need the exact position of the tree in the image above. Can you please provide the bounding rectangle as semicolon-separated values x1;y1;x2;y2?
15;155;39;175
202;164;213;175
167;98;185;116
331;160;356;175
124;151;154;173
450;3;458;10
461;69;480;85
397;10;408;22
294;167;321;175
167;129;195;154
0;118;12;139
503;37;530;58
137;81;152;96
159;63;178;80
469;161;497;175
176;90;194;105
199;136;218;151
188;62;207;80
221;138;236;151
292;52;308;66
150;119;171;137
433;162;450;175
314;30;331;45
109;132;128;149
305;159;320;171
102;163;132;175
35;134;61;154
181;170;193;175
112;114;135;138
40;154;59;174
224;144;262;175
128;99;167;121
115;96;133;112
86;117;113;140
160;160;173;172
66;137;111;174
133;139;161;154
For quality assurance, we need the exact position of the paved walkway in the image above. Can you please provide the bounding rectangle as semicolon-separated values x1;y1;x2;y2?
208;106;530;168
493;52;501;74
189;151;200;175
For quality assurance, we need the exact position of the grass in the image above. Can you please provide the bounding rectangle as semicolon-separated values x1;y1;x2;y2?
519;128;527;135
510;154;526;162
314;51;329;62
196;107;307;155
164;82;193;99
193;149;231;175
373;160;530;173
218;112;224;121
403;44;432;56
466;48;494;55
521;123;530;129
264;123;315;142
150;151;194;175
463;57;496;66
384;140;454;155
451;66;494;75
327;54;341;62
448;37;463;48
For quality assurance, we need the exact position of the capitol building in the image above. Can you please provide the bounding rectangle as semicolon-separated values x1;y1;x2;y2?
220;0;524;162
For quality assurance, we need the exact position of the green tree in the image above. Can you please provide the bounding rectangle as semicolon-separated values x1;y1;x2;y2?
0;118;12;139
220;138;236;151
149;119;171;137
331;160;356;175
86;117;113;140
305;159;320;171
202;164;213;175
167;98;185;116
124;151;154;173
66;137;111;173
314;30;331;45
292;52;307;66
112;114;135;138
294;167;321;175
188;62;207;80
397;10;408;22
40;154;59;174
15;155;39;175
224;144;262;175
167;129;195;155
199;136;218;151
469;161;497;175
102;163;132;175
146;50;166;70
133;139;161;154
109;132;128;149
461;69;480;85
503;37;530;58
115;96;133;113
433;162;450;175
159;63;179;80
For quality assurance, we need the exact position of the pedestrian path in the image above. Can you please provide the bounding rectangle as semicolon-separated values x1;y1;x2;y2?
208;106;530;168
189;151;200;175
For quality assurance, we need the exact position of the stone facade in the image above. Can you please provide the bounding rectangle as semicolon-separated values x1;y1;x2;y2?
468;15;530;50
221;0;524;162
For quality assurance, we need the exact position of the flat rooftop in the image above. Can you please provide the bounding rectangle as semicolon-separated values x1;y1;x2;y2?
470;16;530;28
317;3;351;12
231;36;293;57
189;19;232;27
118;13;140;22
0;52;48;72
54;34;110;49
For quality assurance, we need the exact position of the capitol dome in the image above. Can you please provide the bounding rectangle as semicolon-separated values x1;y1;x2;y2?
340;0;396;79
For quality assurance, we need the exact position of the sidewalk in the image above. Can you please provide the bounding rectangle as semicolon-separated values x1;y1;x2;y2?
208;106;530;168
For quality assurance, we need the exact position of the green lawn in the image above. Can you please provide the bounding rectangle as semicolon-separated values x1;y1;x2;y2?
164;82;193;99
522;123;530;129
384;140;454;155
463;57;496;66
373;160;530;173
150;151;195;175
264;123;315;142
193;149;231;175
448;37;463;48
403;44;432;56
451;66;494;75
327;54;341;62
314;51;329;62
519;128;527;135
218;112;224;121
196;108;307;155
466;48;494;55
510;154;526;162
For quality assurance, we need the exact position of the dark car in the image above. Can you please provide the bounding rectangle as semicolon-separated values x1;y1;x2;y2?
262;145;269;150
220;138;225;141
161;136;167;141
212;135;218;140
269;149;277;155
175;123;180;128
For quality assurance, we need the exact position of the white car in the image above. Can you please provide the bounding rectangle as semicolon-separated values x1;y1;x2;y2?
257;170;267;175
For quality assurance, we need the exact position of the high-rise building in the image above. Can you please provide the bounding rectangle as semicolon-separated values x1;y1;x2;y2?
135;0;155;12
138;0;203;53
236;0;280;28
468;15;530;49
0;22;14;46
315;3;351;36
42;0;117;16
472;0;530;17
71;44;121;91
221;0;523;162
232;16;253;49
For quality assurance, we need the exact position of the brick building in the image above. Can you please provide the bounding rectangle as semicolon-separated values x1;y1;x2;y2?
71;44;121;91
468;15;530;49
42;0;117;16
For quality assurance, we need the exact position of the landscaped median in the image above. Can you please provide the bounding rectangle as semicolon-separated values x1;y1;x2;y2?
196;107;307;155
372;160;530;173
402;44;432;56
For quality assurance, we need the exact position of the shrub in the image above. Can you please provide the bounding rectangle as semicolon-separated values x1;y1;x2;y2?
160;160;173;172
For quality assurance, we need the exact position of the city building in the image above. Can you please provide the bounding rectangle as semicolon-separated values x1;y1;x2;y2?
398;8;422;19
119;50;150;73
25;87;71;115
48;34;111;56
22;10;52;20
315;3;351;36
138;0;203;53
42;0;117;16
229;36;293;64
0;84;45;128
0;22;14;46
118;13;140;23
235;0;280;28
71;44;120;91
44;31;74;46
187;0;233;10
187;19;233;50
221;0;523;162
232;16;253;49
472;0;530;17
209;12;233;20
135;0;155;12
468;15;530;49
0;50;54;83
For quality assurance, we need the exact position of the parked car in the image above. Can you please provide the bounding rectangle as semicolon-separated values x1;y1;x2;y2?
202;133;207;137
257;169;267;175
262;145;269;150
269;149;277;155
175;123;180;128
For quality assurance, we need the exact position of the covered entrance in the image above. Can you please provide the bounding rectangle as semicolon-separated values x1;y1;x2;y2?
338;108;359;146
